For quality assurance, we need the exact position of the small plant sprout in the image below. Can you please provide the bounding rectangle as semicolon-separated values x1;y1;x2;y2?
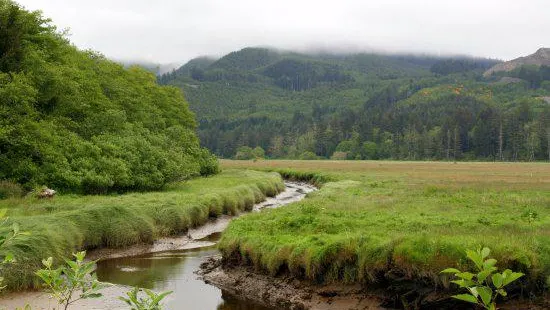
36;251;109;310
441;247;524;310
119;287;173;310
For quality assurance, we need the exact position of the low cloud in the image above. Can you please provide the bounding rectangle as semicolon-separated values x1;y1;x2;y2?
17;0;550;64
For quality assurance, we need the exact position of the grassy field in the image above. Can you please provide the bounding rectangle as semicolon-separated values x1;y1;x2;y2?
0;170;284;290
219;160;550;296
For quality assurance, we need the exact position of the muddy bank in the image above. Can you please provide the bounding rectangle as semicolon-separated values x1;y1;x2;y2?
199;255;550;310
199;256;387;310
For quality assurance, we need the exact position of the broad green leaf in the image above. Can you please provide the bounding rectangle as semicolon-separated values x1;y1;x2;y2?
457;272;474;281
481;247;490;259
469;287;479;297
502;271;524;287
477;269;493;282
466;250;483;270
3;252;14;263
491;273;503;288
477;286;492;306
452;294;478;304
42;257;53;268
483;258;497;269
441;268;461;274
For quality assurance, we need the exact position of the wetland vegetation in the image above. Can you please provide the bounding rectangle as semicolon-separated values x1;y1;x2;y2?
220;160;550;307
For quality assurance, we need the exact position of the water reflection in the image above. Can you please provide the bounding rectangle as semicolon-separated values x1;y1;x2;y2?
96;245;271;310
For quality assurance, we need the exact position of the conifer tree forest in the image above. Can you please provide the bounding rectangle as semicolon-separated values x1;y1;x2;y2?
160;48;550;162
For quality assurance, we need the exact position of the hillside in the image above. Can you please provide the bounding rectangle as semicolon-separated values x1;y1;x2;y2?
161;48;550;162
0;0;218;194
484;48;550;76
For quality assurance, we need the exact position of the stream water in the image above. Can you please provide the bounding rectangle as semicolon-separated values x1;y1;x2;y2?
94;182;316;310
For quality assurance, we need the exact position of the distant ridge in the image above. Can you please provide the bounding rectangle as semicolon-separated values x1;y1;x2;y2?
484;48;550;77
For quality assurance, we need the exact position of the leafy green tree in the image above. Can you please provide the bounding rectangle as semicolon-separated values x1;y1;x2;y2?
252;146;265;159
235;146;254;160
0;0;219;193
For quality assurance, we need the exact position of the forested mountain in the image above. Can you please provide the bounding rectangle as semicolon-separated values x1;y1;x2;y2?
160;47;550;161
0;0;218;193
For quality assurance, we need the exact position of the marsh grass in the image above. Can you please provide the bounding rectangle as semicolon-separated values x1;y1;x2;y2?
219;160;550;295
0;170;284;290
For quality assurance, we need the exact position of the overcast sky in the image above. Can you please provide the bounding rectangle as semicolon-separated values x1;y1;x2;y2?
16;0;550;65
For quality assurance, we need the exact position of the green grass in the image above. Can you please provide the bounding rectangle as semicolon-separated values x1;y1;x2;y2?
219;160;550;295
0;170;284;290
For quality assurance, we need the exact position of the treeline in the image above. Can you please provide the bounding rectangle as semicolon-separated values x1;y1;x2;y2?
0;0;218;194
200;84;550;162
501;65;550;89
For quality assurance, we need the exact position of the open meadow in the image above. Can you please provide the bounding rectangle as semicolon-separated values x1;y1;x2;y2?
219;160;550;300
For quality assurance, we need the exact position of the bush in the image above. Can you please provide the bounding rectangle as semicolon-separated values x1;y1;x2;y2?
0;1;219;193
299;151;318;160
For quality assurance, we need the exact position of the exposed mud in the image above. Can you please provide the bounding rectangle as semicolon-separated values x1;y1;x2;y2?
199;255;550;310
199;256;386;310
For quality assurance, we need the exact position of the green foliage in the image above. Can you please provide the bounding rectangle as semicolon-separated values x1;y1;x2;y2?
252;146;265;159
441;247;524;310
235;146;265;160
298;151;318;160
36;251;108;310
235;146;255;160
119;287;172;310
0;1;218;193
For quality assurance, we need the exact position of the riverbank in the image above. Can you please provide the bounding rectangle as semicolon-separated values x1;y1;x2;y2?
199;255;386;310
200;255;549;310
0;181;316;309
218;160;550;308
0;169;284;290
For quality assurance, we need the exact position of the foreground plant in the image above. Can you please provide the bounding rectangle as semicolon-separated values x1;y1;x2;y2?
36;251;108;310
119;287;173;310
0;209;27;291
441;247;524;310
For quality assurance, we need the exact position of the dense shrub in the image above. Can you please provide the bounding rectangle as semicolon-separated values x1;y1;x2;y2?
0;0;219;193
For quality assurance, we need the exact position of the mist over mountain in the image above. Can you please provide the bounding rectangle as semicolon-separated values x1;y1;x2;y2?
159;47;550;161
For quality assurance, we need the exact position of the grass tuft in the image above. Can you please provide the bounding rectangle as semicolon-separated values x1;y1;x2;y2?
0;170;283;290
